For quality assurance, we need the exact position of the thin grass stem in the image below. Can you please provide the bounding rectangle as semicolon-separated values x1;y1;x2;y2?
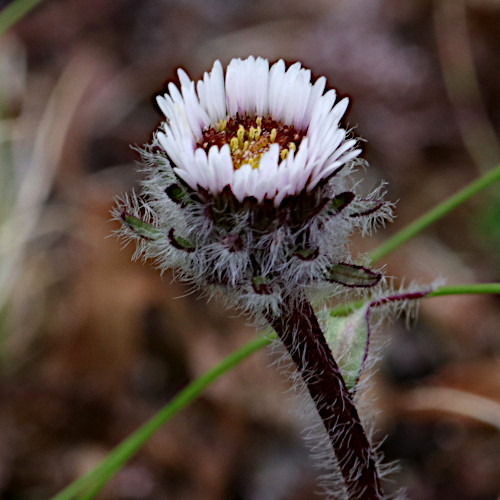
0;0;44;36
369;162;500;263
427;283;500;297
51;163;500;498
49;334;272;500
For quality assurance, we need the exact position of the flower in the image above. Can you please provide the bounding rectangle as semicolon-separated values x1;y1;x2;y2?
156;57;361;207
114;56;393;314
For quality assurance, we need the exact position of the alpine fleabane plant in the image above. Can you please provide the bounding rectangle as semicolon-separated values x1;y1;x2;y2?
114;56;394;499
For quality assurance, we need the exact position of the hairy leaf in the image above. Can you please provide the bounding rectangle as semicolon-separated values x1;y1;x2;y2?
325;263;381;287
121;212;162;240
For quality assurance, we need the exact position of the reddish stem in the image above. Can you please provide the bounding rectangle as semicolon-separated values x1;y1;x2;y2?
266;296;384;499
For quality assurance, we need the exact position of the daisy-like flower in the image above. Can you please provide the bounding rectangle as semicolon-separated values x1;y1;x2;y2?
114;56;394;499
157;57;360;207
116;56;392;313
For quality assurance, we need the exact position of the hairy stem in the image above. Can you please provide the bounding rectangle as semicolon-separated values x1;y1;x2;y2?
266;296;383;499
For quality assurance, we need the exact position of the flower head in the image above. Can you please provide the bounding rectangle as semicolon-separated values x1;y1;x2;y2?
156;57;360;207
114;56;393;314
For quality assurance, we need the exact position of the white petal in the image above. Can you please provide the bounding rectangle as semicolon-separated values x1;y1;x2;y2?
173;166;198;191
308;89;337;133
308;149;361;190
254;57;270;116
287;141;310;194
244;167;259;199
330;97;349;123
256;144;279;201
231;163;252;201
281;64;306;125
335;148;362;166
156;95;170;118
328;139;357;162
290;69;312;130
308;161;343;191
157;132;188;169
177;69;211;139
224;56;271;117
225;58;240;116
274;62;302;123
310;129;346;171
268;59;286;120
208;144;233;192
301;76;326;129
197;60;227;123
274;183;293;206
192;148;211;191
241;56;256;114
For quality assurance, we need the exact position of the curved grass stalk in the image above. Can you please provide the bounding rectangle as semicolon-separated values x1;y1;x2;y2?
369;162;500;263
403;386;500;431
51;280;500;499
51;163;500;499
0;0;45;37
434;0;500;171
49;334;272;500
0;57;94;327
427;283;500;297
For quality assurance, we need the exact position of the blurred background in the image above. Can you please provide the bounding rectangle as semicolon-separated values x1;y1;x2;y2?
1;0;500;498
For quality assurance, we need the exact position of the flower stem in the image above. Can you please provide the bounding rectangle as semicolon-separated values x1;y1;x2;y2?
369;162;500;263
49;281;500;499
266;296;383;499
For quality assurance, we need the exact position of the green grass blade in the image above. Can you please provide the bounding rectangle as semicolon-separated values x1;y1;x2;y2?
369;162;500;263
0;0;44;36
50;163;500;499
49;334;272;500
428;283;500;297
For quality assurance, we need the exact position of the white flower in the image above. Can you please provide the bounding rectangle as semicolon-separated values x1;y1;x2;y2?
156;56;361;207
114;56;393;314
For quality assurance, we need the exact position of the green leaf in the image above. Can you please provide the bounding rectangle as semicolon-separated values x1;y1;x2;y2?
168;228;195;251
324;305;369;390
293;247;319;260
369;162;500;263
0;0;45;36
165;183;190;206
121;213;162;240
329;191;355;215
348;200;384;217
325;263;381;287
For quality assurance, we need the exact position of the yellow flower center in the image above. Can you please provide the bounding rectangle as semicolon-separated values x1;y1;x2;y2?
199;116;304;170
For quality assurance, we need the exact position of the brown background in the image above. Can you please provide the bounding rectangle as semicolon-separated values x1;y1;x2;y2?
1;0;500;498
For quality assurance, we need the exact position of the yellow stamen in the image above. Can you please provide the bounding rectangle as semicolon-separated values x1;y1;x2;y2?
230;137;239;152
200;116;304;174
237;125;245;146
249;158;259;169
